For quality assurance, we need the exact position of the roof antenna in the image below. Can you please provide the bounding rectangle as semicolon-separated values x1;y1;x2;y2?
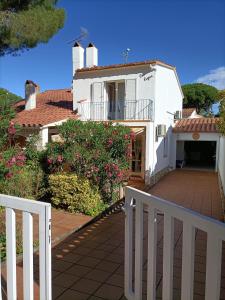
122;48;131;63
67;27;89;44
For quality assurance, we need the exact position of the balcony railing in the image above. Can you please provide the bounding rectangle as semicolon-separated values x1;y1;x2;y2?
78;99;154;121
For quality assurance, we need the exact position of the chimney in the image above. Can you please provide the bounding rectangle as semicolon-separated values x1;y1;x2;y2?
86;43;98;68
25;80;39;110
72;42;84;75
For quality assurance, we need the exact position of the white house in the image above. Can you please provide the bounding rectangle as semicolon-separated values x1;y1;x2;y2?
72;42;183;184
13;42;224;187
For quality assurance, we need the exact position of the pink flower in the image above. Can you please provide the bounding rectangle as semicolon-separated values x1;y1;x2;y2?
107;138;113;146
57;155;63;163
124;134;129;140
130;131;136;141
47;158;53;165
5;172;13;179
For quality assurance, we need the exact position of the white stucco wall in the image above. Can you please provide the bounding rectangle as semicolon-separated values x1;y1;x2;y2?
218;136;225;194
151;65;183;174
73;63;184;181
73;65;155;113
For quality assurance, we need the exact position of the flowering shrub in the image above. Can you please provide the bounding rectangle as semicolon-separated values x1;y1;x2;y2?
48;173;105;216
46;120;134;203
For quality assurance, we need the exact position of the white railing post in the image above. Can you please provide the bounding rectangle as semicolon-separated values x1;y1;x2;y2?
0;194;52;300
124;189;135;300
162;214;174;300
134;200;143;299
147;206;157;300
6;208;17;300
181;221;195;300
23;212;34;300
205;234;222;300
39;205;52;300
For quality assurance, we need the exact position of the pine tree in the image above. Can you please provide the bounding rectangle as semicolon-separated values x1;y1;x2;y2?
0;0;65;55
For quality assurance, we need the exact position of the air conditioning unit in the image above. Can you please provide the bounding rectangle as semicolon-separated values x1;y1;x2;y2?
174;110;182;120
157;124;167;137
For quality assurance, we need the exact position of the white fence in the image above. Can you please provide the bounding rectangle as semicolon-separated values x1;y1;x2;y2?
219;136;225;196
124;187;225;300
0;194;51;300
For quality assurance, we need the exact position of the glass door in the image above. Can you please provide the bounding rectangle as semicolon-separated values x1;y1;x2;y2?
131;130;145;178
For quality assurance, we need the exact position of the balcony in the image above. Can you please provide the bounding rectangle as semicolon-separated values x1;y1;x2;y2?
78;99;154;121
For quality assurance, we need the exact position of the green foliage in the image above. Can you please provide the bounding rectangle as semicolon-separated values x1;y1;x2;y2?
0;0;65;56
46;120;132;203
0;164;44;199
182;83;219;114
218;99;225;135
48;173;106;216
0;88;21;149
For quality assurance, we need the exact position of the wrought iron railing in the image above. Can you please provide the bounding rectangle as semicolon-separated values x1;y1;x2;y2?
78;99;154;121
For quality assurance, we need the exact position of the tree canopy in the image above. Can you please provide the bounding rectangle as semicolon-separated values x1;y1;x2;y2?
218;90;225;135
0;0;65;56
182;83;219;114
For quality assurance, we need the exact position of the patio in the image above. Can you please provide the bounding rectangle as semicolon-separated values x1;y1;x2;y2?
1;170;225;299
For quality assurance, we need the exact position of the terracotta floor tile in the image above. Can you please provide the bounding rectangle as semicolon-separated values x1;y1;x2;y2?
85;269;111;282
56;289;90;300
94;283;123;300
65;265;92;277
106;273;124;288
53;273;80;288
77;256;101;268
95;260;120;273
52;285;66;299
71;278;101;294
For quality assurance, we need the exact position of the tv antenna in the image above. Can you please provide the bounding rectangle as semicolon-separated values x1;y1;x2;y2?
67;27;89;44
122;48;131;63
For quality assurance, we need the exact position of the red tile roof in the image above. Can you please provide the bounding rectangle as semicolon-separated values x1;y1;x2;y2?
76;60;175;73
173;118;219;133
13;89;78;127
182;108;196;118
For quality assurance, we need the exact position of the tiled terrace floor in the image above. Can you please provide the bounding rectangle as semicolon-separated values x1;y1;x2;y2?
1;170;225;299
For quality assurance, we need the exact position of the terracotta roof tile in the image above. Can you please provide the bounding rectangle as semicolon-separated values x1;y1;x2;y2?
13;89;78;127
182;108;196;118
76;60;175;72
173;118;220;133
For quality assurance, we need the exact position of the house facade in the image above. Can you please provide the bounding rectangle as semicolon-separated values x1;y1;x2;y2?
73;43;183;184
13;42;224;187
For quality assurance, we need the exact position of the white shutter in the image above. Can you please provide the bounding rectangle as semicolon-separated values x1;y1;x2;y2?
125;79;136;101
92;82;103;102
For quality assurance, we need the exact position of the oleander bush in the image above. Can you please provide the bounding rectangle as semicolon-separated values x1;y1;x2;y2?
48;173;105;216
46;120;134;203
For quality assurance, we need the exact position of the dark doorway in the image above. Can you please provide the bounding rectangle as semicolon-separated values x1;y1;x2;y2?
184;141;216;169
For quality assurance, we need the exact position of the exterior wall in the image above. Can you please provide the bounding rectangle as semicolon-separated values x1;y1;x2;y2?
73;65;155;114
152;65;183;175
218;136;225;196
73;63;183;184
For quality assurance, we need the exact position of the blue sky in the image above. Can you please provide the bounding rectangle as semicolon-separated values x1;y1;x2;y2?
0;0;225;97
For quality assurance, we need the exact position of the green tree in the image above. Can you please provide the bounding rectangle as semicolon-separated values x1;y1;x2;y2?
0;88;21;149
182;83;218;114
0;0;65;56
218;90;225;135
